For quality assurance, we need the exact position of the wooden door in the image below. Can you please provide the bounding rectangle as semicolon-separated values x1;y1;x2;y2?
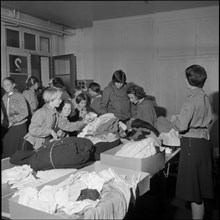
52;54;77;97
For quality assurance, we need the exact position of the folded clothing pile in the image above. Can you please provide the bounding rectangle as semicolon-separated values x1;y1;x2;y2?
2;165;77;190
2;165;42;190
78;113;120;144
159;128;180;146
115;137;159;158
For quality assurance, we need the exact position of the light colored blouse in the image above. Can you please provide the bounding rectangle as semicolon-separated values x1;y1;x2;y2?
2;91;28;127
172;87;213;140
24;104;57;150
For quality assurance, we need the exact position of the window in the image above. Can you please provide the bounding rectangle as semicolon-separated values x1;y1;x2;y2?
6;29;20;48
9;54;28;74
24;33;36;50
40;36;50;53
54;59;70;75
8;53;29;93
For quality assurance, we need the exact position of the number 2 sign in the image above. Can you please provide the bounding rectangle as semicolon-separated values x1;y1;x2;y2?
9;55;27;74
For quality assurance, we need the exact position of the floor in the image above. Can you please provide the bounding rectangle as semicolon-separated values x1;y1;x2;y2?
126;160;219;220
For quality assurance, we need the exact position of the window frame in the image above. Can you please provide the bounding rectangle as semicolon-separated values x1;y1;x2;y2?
5;26;22;49
39;34;51;54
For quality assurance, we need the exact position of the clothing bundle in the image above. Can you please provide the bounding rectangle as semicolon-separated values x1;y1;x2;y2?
125;118;160;141
9;137;94;171
159;128;180;146
115;137;159;158
13;168;140;219
2;165;77;190
78;113;120;144
2;165;40;189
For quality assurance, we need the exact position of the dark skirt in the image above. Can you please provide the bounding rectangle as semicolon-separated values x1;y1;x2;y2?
176;137;214;204
2;123;27;159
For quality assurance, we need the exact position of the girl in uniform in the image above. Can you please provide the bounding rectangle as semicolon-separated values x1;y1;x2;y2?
23;76;40;115
2;77;29;158
23;76;40;128
170;64;214;219
23;87;62;150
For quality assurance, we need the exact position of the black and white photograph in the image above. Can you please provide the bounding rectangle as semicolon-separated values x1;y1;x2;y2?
1;1;219;219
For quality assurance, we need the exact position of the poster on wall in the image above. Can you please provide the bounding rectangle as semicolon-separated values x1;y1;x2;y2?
9;55;28;74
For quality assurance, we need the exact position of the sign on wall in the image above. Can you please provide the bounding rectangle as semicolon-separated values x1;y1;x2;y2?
9;55;28;74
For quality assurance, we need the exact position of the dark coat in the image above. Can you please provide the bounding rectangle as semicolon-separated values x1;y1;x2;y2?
10;137;94;171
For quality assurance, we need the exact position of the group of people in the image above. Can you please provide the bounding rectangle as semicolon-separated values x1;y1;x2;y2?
1;65;214;219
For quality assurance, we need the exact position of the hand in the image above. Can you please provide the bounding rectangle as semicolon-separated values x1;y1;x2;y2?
51;130;59;140
82;118;90;125
57;129;64;138
80;109;87;118
8;120;15;128
79;122;87;129
126;118;134;129
170;115;177;122
8;121;13;128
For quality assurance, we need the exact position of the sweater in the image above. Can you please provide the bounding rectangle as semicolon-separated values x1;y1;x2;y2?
100;82;131;120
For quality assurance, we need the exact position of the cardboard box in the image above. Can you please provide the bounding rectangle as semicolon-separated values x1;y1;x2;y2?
1;157;15;170
9;161;150;219
1;157;18;217
100;145;165;176
1;157;17;197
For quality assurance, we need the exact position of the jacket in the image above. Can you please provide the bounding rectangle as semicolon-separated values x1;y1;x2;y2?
2;91;28;127
131;98;157;127
90;94;102;115
100;82;131;120
10;137;94;171
24;104;57;150
23;89;39;114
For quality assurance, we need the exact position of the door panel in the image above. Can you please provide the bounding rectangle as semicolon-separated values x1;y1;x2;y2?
31;54;41;81
40;56;50;87
52;54;76;97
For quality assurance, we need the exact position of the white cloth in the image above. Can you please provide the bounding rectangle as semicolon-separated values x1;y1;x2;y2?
78;113;116;137
2;165;33;185
2;166;77;191
36;168;77;183
115;137;157;158
83;133;118;144
159;128;180;146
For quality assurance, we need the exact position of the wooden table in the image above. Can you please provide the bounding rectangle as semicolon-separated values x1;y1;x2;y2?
1;148;181;219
